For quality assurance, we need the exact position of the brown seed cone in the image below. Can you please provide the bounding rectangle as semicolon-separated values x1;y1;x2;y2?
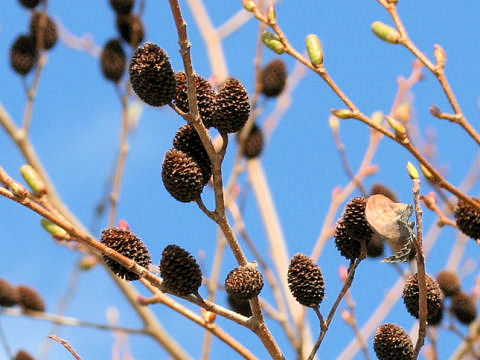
334;218;361;260
261;59;287;97
30;12;58;50
14;350;35;360
287;253;325;307
17;285;45;312
373;323;414;360
428;302;444;326
402;273;443;324
454;197;480;240
370;183;398;203
225;264;264;300
367;233;384;258
341;196;373;243
241;123;264;159
0;279;19;307
18;0;40;9
451;291;477;324
173;124;211;185
162;149;205;202
109;0;134;14
160;244;202;296
129;42;176;107
227;294;252;317
10;35;37;75
436;270;461;297
101;39;126;82
116;13;144;47
100;227;151;281
213;78;250;133
174;72;216;128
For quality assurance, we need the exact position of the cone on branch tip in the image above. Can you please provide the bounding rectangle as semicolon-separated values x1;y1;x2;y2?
101;39;127;82
436;270;461;297
373;323;414;360
225;264;264;300
261;59;287;97
10;35;37;76
129;42;176;107
30;12;58;50
100;227;151;281
0;279;19;307
117;13;144;47
287;253;325;307
451;291;477;324
17;285;45;312
109;0;134;15
402;273;443;324
160;244;202;296
213;78;250;133
240;123;264;159
454;197;480;240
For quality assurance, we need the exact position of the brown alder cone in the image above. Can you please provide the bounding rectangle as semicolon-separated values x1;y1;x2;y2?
0;278;19;307
402;273;443;324
213;78;250;133
101;39;126;82
17;285;45;312
116;13;144;47
109;0;134;14
10;35;37;75
287;253;325;307
454;197;480;240
14;350;35;360
225;264;264;300
30;12;58;50
373;323;414;360
436;270;461;297
261;58;287;97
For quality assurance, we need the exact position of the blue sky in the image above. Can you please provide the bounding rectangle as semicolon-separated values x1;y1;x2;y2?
1;1;480;359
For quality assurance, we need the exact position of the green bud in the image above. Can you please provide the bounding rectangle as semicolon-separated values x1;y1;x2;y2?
41;218;68;238
371;21;400;44
385;115;407;136
242;0;257;12
261;32;285;54
267;3;276;24
10;180;28;198
331;109;353;119
407;162;419;180
306;34;324;66
434;44;446;68
420;164;434;180
20;164;46;196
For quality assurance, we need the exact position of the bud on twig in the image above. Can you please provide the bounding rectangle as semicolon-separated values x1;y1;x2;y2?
41;218;68;238
306;34;323;66
331;109;353;119
407;162;419;180
371;111;384;126
242;0;257;12
20;164;46;196
430;105;441;117
267;3;276;24
385;115;408;142
10;180;28;198
434;44;446;69
261;32;285;54
371;21;400;44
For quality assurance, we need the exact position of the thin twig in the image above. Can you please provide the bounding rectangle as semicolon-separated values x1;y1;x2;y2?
48;335;82;360
0;318;12;360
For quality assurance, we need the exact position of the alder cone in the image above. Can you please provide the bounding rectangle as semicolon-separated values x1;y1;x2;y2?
287;253;325;307
341;196;373;243
373;323;414;360
225;265;264;300
227;294;252;317
162;149;205;202
261;58;287;97
10;35;37;75
402;273;443;324
213;78;250;133
0;278;19;307
101;39;126;82
109;0;134;14
241;123;264;159
117;13;144;47
17;285;45;312
366;233;384;258
100;227;151;281
334;218;361;260
174;72;216;128
370;183;398;203
454;197;480;240
30;12;58;50
18;0;40;9
436;270;461;297
451;292;477;324
173;124;211;185
129;42;176;106
14;350;35;360
160;244;202;296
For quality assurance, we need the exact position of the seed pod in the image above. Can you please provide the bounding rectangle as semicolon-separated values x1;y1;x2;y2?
116;13;144;47
334;218;361;260
0;279;19;307
17;285;45;312
341;196;373;243
14;350;35;360
402;273;443;324
30;12;58;50
373;323;414;360
436;270;461;297
213;78;250;133
370;183;398;203
10;35;37;75
287;253;325;307
241;123;264;159
261;59;287;97
160;244;202;295
162;149;205;202
454;197;480;240
101;39;126;82
18;0;40;9
101;227;151;281
451;292;477;325
225;264;264;300
129;42;176;106
174;72;216;128
173;125;211;185
109;0;134;14
227;294;252;317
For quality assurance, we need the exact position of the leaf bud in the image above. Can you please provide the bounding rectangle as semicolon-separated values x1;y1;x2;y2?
407;162;419;180
41;218;68;238
20;164;46;196
242;0;257;12
434;44;446;68
430;105;441;117
371;21;400;44
385;115;407;139
261;32;285;54
331;109;353;119
371;111;384;126
306;34;323;66
420;164;434;180
267;3;276;24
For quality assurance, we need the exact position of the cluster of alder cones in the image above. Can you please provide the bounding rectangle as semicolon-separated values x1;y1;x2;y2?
10;0;58;76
